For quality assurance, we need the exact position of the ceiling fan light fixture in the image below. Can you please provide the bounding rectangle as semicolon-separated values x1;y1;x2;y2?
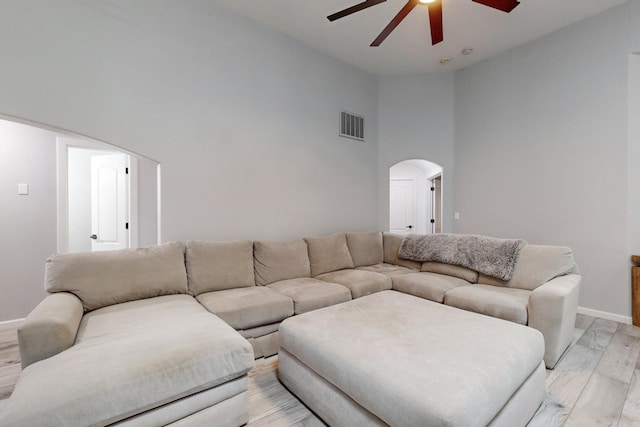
329;0;519;46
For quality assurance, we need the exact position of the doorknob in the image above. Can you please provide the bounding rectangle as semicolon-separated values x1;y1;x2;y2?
406;225;413;229
90;234;98;240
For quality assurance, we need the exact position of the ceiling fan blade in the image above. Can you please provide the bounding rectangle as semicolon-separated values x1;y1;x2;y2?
328;0;387;21
370;0;418;46
471;0;520;13
428;1;443;45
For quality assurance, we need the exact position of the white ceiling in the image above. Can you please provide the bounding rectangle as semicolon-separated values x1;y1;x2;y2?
209;0;628;75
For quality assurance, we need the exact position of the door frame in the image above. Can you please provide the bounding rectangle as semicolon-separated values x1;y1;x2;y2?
56;137;138;253
428;174;443;234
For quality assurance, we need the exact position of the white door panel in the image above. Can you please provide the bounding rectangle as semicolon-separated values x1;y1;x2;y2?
91;153;129;251
390;179;416;235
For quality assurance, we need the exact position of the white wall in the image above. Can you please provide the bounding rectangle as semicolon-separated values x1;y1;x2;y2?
0;121;57;321
138;160;159;248
0;120;161;322
454;0;640;318
0;1;379;321
378;73;455;233
2;0;635;322
0;0;379;246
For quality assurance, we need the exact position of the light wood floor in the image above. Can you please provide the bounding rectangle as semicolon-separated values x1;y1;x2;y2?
2;314;640;426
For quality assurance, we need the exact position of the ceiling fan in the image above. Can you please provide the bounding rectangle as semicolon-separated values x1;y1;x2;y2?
327;0;520;46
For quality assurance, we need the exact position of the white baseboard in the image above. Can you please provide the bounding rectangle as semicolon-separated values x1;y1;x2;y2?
0;318;24;331
578;306;632;325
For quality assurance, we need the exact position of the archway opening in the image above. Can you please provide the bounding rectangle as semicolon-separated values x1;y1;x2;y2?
389;159;443;235
0;116;161;254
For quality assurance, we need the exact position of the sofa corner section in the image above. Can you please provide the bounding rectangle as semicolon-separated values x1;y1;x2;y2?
528;273;582;368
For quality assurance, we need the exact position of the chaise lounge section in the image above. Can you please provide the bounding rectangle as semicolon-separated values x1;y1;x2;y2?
2;242;254;426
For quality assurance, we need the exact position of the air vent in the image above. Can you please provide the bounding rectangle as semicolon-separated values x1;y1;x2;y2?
340;111;364;141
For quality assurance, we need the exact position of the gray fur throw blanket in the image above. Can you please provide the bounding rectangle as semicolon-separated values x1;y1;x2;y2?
398;234;527;281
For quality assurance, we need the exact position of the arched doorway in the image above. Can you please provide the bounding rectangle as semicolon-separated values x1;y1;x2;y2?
0;116;161;253
389;159;443;235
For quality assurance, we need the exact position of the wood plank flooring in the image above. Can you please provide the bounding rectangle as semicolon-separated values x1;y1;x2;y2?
1;314;640;426
0;328;19;410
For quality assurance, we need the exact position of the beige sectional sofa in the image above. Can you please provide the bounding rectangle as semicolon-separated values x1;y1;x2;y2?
0;231;580;426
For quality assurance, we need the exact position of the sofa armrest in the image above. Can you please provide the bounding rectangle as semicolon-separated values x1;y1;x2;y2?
528;274;581;369
18;292;84;369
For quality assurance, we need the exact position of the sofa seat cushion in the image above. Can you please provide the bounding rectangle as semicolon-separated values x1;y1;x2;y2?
392;272;470;303
315;269;392;299
236;323;282;360
267;278;351;314
0;295;253;427
196;287;293;330
356;263;417;277
444;284;531;325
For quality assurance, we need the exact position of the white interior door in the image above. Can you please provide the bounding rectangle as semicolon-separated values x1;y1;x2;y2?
91;153;129;251
389;179;416;234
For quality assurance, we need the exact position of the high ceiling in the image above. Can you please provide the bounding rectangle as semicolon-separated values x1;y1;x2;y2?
209;0;628;75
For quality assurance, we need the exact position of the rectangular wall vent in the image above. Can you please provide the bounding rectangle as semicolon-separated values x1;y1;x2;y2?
340;111;364;141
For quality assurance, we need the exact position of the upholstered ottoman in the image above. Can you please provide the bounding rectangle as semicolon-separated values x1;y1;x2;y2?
278;290;545;427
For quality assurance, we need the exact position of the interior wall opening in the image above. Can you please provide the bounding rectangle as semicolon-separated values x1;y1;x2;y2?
389;159;443;235
56;137;160;254
63;142;136;253
0;115;161;255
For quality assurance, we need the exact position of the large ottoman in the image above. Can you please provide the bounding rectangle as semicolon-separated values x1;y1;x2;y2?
278;290;545;427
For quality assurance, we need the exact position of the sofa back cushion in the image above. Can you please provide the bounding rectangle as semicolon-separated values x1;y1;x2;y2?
477;244;578;291
185;240;255;295
254;239;311;286
346;232;384;267
304;233;354;277
45;241;188;312
382;233;422;270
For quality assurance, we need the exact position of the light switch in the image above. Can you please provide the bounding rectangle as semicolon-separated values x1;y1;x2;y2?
18;183;29;195
454;212;460;220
